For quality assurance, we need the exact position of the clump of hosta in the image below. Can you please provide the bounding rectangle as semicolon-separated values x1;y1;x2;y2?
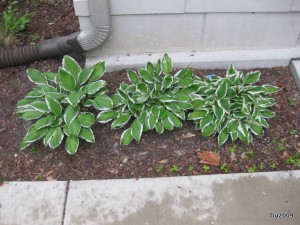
96;54;200;145
16;56;107;154
187;65;280;145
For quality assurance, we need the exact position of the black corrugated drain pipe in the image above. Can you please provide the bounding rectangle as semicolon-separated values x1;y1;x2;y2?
0;0;110;69
0;32;82;68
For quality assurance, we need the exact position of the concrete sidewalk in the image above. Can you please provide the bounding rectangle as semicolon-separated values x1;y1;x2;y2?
1;171;300;225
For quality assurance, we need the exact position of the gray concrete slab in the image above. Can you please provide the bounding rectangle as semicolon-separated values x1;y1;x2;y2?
290;60;300;91
86;47;300;72
64;171;300;225
0;181;67;225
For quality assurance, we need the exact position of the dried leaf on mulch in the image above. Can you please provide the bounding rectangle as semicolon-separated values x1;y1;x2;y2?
158;159;168;164
230;152;237;161
241;152;246;160
197;150;220;166
280;151;289;159
182;132;196;138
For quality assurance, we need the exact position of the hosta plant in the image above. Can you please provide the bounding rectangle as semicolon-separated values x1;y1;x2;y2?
96;54;201;145
16;55;107;154
187;65;280;146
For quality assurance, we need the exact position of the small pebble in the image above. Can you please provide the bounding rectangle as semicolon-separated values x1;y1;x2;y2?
14;154;18;158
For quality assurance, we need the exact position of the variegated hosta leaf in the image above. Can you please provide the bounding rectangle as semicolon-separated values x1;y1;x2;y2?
100;54;197;145
189;65;279;146
120;128;133;145
18;55;106;154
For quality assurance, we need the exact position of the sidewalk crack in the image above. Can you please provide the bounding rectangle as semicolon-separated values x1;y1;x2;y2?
61;181;70;225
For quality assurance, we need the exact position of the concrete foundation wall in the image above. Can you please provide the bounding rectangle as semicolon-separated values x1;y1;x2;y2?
74;0;300;61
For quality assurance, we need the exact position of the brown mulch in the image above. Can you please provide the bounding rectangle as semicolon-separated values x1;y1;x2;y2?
0;1;300;182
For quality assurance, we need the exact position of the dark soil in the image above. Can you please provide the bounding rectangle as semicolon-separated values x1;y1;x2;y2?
1;1;300;182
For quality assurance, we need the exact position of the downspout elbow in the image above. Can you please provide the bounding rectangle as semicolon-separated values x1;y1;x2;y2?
0;0;111;69
76;0;111;51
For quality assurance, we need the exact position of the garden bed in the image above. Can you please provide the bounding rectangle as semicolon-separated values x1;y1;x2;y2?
0;65;300;181
0;0;300;182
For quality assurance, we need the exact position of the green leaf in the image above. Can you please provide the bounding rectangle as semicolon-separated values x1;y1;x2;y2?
79;127;95;143
66;91;84;107
97;110;119;123
136;83;148;93
259;117;269;128
65;136;79;154
227;64;238;76
59;68;77;91
165;102;180;112
127;70;139;84
262;85;280;94
227;120;239;132
178;77;193;88
111;114;131;129
147;62;154;74
30;101;49;113
17;98;37;108
86;80;107;95
136;94;149;104
139;69;153;83
230;131;238;142
19;111;44;120
168;113;182;128
175;93;190;102
120;128;133;145
32;116;55;131
51;118;63;127
216;81;227;99
78;66;94;85
218;129;229;146
45;95;62;116
217;99;229;113
162;117;173;131
162;53;172;74
214;104;224;120
83;99;94;107
64;105;79;125
20;139;31;150
93;94;113;110
147;114;157;130
130;119;143;142
244;71;261;84
63;56;81;78
174;68;187;79
173;110;185;120
200;113;213;129
44;72;57;82
176;102;192;110
43;127;57;146
46;92;66;101
69;119;81;136
27;69;47;85
162;74;173;89
25;90;43;99
249;121;264;136
160;94;175;103
48;127;64;149
260;109;275;118
202;123;216;137
23;127;48;145
155;59;162;75
78;113;95;127
155;121;164;134
89;61;105;82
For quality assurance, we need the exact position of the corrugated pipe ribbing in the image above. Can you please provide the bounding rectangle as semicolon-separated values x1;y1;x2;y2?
0;0;111;69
